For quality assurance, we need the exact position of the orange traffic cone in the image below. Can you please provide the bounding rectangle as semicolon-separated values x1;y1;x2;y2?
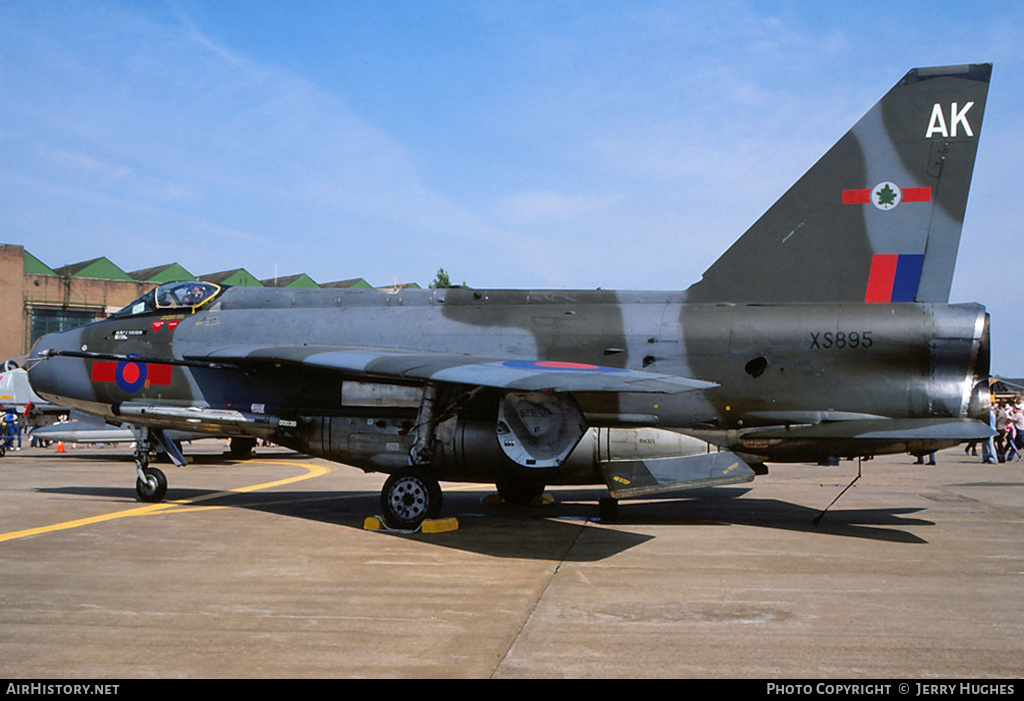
56;441;65;453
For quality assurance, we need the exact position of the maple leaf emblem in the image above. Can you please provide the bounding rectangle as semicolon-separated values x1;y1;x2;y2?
870;181;902;211
876;184;898;207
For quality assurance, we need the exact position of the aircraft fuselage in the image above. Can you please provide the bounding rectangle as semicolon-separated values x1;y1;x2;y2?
28;286;989;477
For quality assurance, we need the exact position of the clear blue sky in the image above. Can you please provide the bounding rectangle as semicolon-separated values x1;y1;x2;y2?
2;1;1022;372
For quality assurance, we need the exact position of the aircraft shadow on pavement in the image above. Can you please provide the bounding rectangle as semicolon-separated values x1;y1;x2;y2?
38;478;932;560
37;483;653;562
599;487;933;544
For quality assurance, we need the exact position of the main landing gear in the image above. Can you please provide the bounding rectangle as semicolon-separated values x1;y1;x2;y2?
378;382;446;530
380;466;443;530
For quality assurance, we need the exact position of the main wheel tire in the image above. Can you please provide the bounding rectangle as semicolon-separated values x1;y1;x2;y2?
380;467;443;530
599;496;619;523
229;437;257;458
136;466;168;503
495;478;545;505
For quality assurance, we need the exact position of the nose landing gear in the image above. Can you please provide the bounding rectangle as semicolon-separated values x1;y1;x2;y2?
136;463;168;502
131;427;184;503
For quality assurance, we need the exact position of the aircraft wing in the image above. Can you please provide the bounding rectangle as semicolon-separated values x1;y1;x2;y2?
184;345;717;394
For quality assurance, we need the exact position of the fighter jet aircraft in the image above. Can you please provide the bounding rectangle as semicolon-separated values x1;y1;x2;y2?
27;64;994;529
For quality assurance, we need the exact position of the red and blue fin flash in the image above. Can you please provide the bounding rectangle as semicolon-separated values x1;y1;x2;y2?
865;254;924;303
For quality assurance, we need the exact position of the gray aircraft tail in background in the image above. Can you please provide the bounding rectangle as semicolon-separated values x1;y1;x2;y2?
26;64;995;529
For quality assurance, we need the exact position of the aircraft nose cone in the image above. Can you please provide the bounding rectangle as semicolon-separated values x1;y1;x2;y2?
27;327;90;404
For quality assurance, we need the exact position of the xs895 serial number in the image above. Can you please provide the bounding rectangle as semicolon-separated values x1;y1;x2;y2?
809;331;873;349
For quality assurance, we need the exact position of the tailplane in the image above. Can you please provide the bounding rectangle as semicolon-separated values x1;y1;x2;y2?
685;63;991;304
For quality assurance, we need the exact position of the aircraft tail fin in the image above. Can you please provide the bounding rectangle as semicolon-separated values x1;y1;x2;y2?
685;63;991;304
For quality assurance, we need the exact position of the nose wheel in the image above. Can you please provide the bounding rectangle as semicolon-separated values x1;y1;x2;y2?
132;429;168;502
129;426;188;502
380;467;443;530
135;465;167;502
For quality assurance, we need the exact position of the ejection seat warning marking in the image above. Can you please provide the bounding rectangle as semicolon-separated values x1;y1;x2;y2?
0;461;333;543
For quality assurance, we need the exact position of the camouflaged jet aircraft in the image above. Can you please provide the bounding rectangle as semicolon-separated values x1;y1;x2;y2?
27;64;995;529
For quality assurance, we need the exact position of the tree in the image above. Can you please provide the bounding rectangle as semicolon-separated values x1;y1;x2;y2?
429;267;451;289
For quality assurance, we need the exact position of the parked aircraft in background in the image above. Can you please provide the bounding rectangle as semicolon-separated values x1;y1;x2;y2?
0;366;56;420
27;64;994;529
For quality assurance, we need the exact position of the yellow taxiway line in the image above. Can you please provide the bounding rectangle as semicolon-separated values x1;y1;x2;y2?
0;460;333;544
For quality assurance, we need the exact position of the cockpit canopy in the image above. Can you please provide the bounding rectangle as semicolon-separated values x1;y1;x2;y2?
113;281;222;318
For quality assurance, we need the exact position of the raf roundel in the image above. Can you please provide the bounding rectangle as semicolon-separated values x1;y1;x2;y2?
115;359;148;393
